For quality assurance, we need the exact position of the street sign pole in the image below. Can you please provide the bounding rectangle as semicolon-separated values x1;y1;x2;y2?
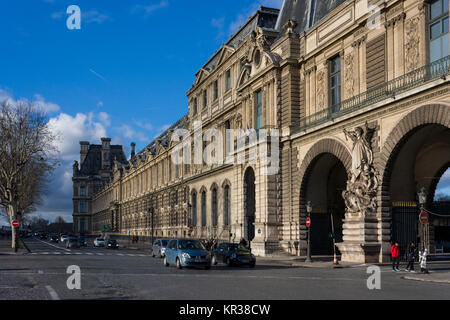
306;216;311;263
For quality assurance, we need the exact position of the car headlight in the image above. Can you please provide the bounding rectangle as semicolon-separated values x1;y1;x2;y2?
181;252;191;259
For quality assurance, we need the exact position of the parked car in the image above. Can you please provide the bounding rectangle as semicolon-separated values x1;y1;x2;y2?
106;239;119;249
66;237;80;249
93;237;106;247
78;236;87;247
50;234;59;243
60;234;69;243
164;239;211;269
152;239;168;258
212;243;256;267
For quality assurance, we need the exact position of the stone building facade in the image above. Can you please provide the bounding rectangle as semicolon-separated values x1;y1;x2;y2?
74;0;450;263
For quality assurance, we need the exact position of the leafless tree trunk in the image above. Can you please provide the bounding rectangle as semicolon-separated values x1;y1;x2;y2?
0;101;58;249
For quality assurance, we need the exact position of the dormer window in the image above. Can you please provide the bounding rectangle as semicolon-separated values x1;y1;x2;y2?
307;0;316;29
226;70;231;91
214;80;218;100
203;90;207;109
193;98;198;114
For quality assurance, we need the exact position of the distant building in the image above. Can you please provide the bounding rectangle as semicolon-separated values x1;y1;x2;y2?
72;138;128;235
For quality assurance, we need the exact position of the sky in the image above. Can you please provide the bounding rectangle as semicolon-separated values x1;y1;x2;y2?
0;0;448;225
0;0;284;225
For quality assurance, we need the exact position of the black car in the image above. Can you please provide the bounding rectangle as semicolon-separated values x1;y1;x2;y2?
50;234;59;243
212;243;256;267
66;237;80;249
39;233;48;240
78;236;87;247
106;240;119;249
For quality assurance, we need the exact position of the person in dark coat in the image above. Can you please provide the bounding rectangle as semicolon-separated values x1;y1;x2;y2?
239;238;248;248
405;242;417;272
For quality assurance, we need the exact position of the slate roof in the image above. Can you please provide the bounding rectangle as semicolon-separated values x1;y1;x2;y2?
200;6;280;75
275;0;347;37
79;145;128;176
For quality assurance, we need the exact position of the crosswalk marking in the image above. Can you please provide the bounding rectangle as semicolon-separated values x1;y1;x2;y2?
27;251;151;257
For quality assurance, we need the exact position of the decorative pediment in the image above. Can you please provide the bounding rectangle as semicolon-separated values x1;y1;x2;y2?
155;140;166;156
216;45;236;68
194;68;210;86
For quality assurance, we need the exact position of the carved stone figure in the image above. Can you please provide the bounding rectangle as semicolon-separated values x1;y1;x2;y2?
73;160;79;175
316;71;325;109
342;122;379;217
344;53;354;98
405;17;420;72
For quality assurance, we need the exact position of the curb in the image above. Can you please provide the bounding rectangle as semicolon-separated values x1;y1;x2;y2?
401;276;450;284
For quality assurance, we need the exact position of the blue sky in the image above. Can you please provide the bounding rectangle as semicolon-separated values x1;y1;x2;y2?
0;0;448;225
0;0;284;224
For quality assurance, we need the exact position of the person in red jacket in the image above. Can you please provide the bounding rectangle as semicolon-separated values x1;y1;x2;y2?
391;242;400;271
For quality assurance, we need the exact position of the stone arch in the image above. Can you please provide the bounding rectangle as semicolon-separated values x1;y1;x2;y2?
379;103;450;210
429;162;450;202
296;138;352;254
210;182;219;191
221;178;232;188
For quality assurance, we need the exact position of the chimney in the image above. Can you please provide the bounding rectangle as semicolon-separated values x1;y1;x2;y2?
101;137;111;169
130;142;136;159
80;141;90;164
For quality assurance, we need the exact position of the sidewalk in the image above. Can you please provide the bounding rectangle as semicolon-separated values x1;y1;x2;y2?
0;239;28;255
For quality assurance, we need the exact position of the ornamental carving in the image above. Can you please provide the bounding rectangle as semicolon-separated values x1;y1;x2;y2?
344;54;354;98
342;122;379;217
405;17;421;72
316;71;325;109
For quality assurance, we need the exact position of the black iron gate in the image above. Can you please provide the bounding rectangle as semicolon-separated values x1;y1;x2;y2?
310;212;333;255
391;202;419;261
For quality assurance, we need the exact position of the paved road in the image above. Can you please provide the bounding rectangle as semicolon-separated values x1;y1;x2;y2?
1;237;449;300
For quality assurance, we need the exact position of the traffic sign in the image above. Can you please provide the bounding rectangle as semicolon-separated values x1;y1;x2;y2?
419;211;429;224
11;220;19;228
306;217;311;227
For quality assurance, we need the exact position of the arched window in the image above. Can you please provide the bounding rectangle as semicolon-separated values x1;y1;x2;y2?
224;185;230;226
212;188;218;227
201;191;207;227
192;192;197;227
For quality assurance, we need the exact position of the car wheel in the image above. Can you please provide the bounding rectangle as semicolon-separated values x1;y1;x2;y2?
212;255;217;265
164;257;169;267
249;263;255;268
226;257;232;267
176;258;182;269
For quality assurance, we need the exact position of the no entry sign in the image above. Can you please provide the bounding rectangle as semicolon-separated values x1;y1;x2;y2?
11;220;19;228
419;211;429;224
306;217;311;227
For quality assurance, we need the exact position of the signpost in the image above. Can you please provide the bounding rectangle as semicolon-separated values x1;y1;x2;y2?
306;217;311;228
419;210;429;225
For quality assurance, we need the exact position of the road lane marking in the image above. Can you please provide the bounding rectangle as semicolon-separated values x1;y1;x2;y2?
35;239;71;252
45;285;60;300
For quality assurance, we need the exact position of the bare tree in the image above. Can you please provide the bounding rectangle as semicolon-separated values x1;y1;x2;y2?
0;101;59;249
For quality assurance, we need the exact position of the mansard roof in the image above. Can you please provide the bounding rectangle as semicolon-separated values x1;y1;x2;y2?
193;6;279;87
79;144;128;176
275;0;347;37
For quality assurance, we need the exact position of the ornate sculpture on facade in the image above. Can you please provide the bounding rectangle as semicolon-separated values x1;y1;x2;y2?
316;71;325;109
73;160;79;176
405;17;420;72
342;122;379;217
344;53;354;98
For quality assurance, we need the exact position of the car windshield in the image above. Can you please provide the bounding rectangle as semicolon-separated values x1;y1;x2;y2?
178;240;205;250
161;240;168;246
228;244;250;253
108;240;117;244
97;238;104;241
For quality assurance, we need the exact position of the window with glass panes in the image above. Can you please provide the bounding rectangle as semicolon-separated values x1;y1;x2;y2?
192;192;197;226
203;90;207;109
329;55;341;109
193;98;197;114
212;188;218;227
214;80;218;100
224;185;230;226
226;70;231;91
255;90;263;130
430;0;449;63
201;191;206;227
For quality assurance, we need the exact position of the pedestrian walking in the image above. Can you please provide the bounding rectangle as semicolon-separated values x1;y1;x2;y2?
419;249;429;274
239;238;247;248
405;242;417;272
391;242;400;271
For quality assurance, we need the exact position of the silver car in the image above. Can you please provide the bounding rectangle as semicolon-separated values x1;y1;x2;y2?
152;239;168;258
93;237;106;247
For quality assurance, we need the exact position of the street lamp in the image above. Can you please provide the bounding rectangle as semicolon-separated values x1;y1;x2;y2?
305;201;312;263
417;187;428;251
148;206;154;245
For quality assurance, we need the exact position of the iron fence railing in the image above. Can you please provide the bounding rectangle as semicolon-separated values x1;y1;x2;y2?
292;55;450;133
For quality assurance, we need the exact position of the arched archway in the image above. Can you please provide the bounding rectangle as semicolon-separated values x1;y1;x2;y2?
244;167;256;245
298;139;352;255
380;103;450;254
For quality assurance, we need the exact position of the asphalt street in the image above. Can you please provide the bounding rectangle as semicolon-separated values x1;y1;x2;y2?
0;237;449;300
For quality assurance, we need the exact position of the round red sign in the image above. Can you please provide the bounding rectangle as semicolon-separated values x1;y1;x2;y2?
11;220;19;228
419;211;429;225
306;218;311;227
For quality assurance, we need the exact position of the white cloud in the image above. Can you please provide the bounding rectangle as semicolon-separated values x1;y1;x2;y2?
83;10;110;24
132;1;169;17
0;89;60;113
